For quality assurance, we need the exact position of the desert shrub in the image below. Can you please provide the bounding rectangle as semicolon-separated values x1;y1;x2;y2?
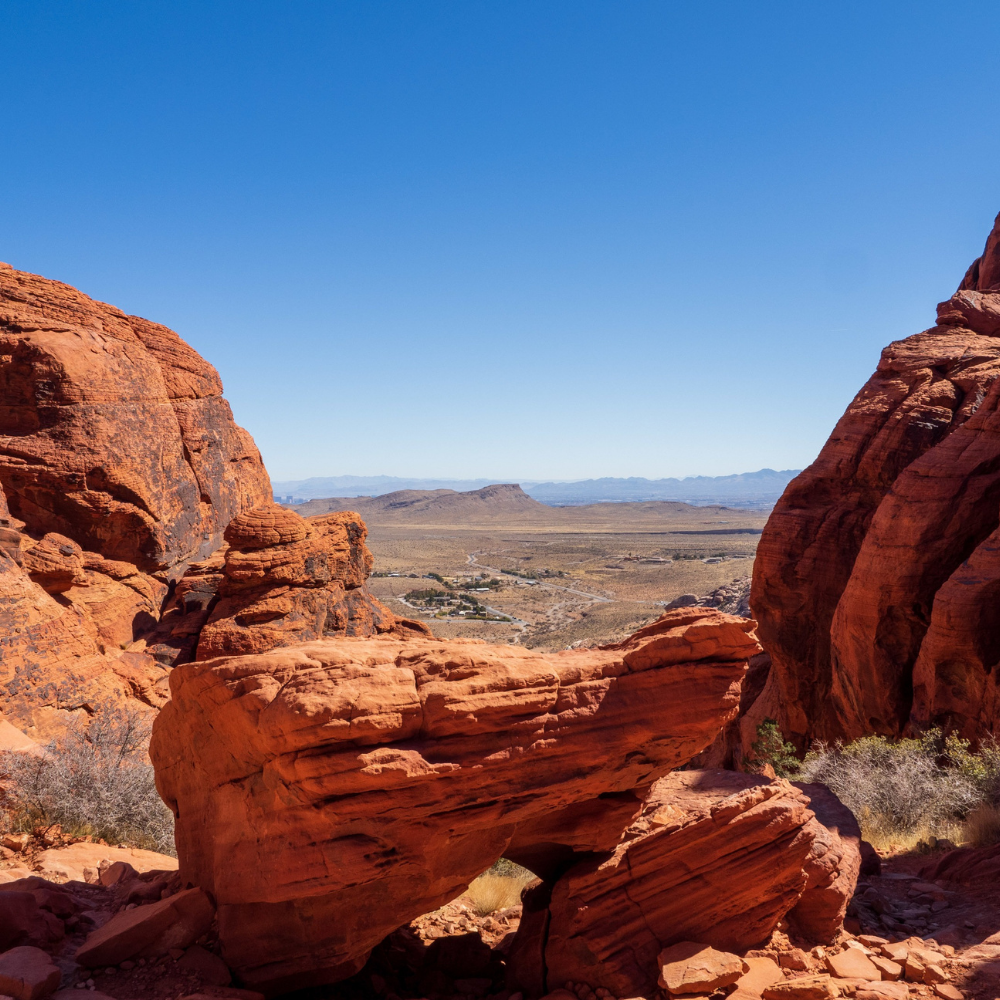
748;718;800;777
486;857;531;879
0;707;175;855
798;730;980;851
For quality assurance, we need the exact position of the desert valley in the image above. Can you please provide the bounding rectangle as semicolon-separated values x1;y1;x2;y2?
288;485;763;648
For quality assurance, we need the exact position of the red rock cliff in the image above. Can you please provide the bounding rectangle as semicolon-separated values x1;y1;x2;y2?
0;263;271;575
0;263;272;735
752;211;1000;744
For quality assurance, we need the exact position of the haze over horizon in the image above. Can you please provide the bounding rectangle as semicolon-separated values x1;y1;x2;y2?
6;3;1000;481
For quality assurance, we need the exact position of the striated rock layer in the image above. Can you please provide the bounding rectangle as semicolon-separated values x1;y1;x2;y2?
150;610;762;994
509;770;859;998
142;503;429;666
752;211;1000;745
196;503;429;659
0;262;271;576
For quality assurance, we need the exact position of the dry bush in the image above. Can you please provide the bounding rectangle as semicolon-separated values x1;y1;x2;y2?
0;706;174;855
465;858;535;916
798;731;982;851
965;803;1000;847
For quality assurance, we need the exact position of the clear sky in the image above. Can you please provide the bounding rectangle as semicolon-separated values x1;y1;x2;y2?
4;2;1000;482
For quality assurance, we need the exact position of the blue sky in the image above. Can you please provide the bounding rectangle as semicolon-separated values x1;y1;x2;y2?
4;2;1000;482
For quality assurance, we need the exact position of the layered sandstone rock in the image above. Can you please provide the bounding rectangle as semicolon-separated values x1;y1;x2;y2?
150;609;761;993
194;503;428;660
513;770;859;997
140;503;429;666
751;211;1000;744
0;263;270;576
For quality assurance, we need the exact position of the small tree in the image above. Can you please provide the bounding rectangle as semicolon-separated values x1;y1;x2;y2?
749;718;800;777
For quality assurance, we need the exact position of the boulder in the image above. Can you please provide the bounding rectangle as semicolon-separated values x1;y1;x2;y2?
656;942;744;994
825;949;881;980
932;986;963;1000
735;957;784;996
527;770;859;997
787;782;863;942
194;504;430;660
176;945;232;986
0;262;271;734
870;957;902;981
919;842;1000;884
150;609;760;993
0;947;62;1000
33;844;177;884
0;893;63;951
0;484;163;737
857;985;908;1000
0;720;42;756
75;886;214;967
750;210;1000;744
763;977;840;1000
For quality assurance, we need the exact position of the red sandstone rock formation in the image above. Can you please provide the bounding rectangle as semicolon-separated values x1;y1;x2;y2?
751;211;1000;745
0;263;270;576
0;264;271;733
195;503;428;659
150;610;762;993
142;503;429;665
513;769;859;998
0;481;169;737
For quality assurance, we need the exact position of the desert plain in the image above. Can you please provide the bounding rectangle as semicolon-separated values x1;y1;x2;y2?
292;485;765;649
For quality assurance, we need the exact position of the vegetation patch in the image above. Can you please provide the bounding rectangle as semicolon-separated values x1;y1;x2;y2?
750;719;1000;854
0;706;174;855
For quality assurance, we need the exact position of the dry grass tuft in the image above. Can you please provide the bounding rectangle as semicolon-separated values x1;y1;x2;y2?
465;859;535;915
964;803;1000;847
797;730;993;854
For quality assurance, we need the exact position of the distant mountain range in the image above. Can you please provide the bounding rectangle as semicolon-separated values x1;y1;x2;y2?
272;469;800;510
524;470;800;508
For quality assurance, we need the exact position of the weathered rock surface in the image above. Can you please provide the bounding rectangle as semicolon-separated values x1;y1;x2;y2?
150;609;760;993
751;211;1000;744
0;946;61;1000
0;263;271;575
0;861;249;1000
0;481;169;736
788;782;863;943
31;844;178;884
656;941;744;994
521;770;859;997
0;264;273;731
193;503;429;660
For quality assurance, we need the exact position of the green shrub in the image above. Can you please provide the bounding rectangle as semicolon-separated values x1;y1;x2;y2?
749;718;800;777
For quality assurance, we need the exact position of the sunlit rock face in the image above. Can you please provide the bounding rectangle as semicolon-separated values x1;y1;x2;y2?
752;211;1000;746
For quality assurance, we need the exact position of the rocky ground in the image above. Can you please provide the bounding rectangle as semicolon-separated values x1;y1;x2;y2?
7;838;1000;1000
